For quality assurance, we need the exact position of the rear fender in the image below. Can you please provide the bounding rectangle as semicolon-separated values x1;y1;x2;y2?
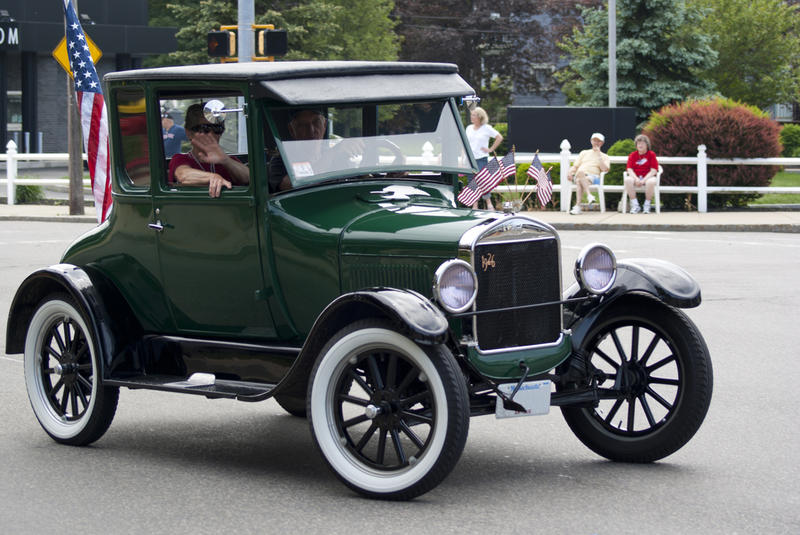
272;288;449;400
5;264;142;378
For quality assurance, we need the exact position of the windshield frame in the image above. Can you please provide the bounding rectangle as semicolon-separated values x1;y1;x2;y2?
265;98;477;189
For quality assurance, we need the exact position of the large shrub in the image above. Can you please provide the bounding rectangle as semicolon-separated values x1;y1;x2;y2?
643;98;781;209
780;123;800;157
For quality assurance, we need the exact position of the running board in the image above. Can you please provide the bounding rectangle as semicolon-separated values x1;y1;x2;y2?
105;373;276;401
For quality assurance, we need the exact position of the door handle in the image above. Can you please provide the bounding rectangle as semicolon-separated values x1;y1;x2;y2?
148;220;164;232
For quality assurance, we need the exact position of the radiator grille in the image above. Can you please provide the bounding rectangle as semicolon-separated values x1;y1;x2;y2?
474;237;561;350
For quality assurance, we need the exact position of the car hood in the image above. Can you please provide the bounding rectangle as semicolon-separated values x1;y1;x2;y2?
340;184;498;258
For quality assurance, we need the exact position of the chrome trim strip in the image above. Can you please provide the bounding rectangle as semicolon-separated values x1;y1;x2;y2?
462;331;570;356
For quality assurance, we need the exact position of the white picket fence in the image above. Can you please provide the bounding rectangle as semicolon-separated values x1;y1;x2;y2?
0;141;89;205
497;140;800;212
3;138;800;212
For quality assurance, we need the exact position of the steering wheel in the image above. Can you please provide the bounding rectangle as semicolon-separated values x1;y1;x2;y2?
361;138;406;169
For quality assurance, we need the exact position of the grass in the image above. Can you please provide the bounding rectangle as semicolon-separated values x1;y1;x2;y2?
750;170;800;204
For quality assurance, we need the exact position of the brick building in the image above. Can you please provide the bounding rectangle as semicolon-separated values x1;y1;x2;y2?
0;0;176;152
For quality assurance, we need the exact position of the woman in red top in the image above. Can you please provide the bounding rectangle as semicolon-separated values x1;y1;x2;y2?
624;134;659;214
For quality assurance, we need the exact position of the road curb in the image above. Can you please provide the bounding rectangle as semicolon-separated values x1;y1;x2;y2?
547;222;800;233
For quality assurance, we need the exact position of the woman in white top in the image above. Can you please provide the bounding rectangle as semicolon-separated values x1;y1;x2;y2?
465;106;503;210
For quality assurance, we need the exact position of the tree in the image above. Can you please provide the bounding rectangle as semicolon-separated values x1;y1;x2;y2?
393;1;601;121
692;0;800;108
146;0;399;66
557;0;717;122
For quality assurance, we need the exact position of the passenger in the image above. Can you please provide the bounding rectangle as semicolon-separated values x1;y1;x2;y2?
168;103;250;198
568;133;610;215
624;134;659;214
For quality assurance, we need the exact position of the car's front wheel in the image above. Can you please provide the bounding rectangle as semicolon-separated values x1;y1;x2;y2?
24;294;119;445
561;298;712;462
308;320;469;500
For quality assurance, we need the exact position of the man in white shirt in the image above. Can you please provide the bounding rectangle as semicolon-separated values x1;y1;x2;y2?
568;133;610;215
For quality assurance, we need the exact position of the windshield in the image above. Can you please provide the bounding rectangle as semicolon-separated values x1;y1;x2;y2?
267;100;473;189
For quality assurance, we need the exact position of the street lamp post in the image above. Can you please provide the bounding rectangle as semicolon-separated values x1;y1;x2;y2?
608;0;616;108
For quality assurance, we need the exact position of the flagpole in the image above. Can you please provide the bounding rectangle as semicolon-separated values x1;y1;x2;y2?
66;0;84;215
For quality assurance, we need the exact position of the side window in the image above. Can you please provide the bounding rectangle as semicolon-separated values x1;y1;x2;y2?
115;87;150;187
159;94;248;188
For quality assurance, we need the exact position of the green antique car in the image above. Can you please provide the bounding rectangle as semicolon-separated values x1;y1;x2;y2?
6;61;712;500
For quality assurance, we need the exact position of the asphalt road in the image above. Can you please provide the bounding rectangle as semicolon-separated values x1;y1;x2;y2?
1;222;798;534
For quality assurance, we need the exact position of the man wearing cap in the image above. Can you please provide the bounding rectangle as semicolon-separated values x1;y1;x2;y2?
168;103;250;198
161;109;188;158
567;133;610;215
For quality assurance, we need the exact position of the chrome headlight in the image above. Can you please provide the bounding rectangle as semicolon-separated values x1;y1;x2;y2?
575;244;616;294
433;259;478;313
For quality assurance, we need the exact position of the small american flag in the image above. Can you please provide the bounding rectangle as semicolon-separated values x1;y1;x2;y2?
456;177;483;206
457;156;500;206
473;156;501;194
499;149;516;180
64;0;112;222
527;152;552;207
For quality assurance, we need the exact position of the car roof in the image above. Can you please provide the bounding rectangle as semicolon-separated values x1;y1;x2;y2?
105;61;476;105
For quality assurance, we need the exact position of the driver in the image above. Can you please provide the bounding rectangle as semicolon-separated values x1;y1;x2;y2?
268;109;327;193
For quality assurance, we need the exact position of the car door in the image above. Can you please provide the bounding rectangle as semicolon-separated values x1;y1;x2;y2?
152;92;276;339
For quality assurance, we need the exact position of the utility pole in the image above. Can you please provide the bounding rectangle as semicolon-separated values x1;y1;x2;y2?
67;0;84;215
238;0;254;63
608;0;617;108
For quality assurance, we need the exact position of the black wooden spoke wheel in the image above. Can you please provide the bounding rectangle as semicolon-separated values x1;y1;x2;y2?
308;320;469;500
24;294;118;445
561;297;712;462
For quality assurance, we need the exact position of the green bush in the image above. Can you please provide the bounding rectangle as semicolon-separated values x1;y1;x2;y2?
15;185;45;204
643;97;782;209
494;122;508;155
780;123;800;157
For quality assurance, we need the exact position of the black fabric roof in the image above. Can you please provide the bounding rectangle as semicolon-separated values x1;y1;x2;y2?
105;61;475;104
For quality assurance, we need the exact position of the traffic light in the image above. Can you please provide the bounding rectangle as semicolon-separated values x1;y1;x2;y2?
255;26;288;59
207;29;236;58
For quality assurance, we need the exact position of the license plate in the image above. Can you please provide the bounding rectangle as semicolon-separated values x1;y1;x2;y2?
495;380;551;419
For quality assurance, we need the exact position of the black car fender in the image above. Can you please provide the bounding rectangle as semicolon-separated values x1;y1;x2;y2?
5;264;142;378
272;288;449;399
565;258;701;348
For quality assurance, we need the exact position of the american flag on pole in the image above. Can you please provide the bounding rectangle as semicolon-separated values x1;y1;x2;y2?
499;149;516;181
63;0;112;222
456;177;482;206
457;156;499;206
473;155;501;194
527;152;552;207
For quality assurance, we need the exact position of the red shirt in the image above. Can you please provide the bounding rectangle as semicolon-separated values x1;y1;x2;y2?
168;152;241;184
627;150;658;177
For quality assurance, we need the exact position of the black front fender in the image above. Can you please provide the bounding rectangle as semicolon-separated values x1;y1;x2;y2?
564;258;701;349
272;288;449;400
613;258;701;308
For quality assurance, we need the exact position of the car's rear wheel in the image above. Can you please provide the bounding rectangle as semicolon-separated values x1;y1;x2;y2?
561;299;712;462
24;294;119;446
308;320;469;500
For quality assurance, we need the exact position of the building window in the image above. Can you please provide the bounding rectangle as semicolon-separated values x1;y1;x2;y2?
7;90;21;132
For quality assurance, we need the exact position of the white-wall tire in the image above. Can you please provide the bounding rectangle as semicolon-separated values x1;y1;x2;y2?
24;294;118;445
308;320;469;500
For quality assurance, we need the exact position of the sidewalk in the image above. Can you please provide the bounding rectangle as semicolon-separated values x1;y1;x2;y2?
1;202;799;232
